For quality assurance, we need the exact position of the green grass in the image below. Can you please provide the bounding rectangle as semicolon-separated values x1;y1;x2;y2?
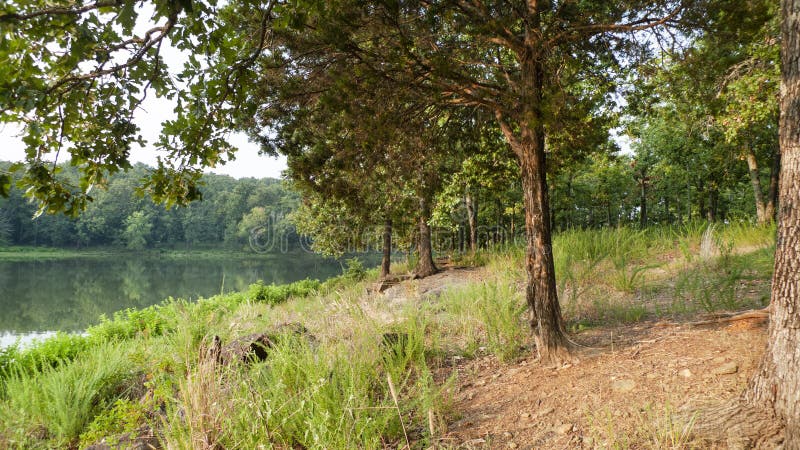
0;343;136;448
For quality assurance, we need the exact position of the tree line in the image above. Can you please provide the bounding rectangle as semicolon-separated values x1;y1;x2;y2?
0;162;300;249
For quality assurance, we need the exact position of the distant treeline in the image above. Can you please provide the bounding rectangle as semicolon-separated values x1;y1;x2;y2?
0;162;299;250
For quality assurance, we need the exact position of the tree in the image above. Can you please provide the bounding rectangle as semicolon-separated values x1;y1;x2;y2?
122;211;153;250
742;0;800;443
693;1;800;445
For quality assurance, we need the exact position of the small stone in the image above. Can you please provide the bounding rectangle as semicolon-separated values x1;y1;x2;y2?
508;443;518;449
679;368;693;378
556;423;574;434
712;362;739;375
611;379;636;393
520;412;531;419
503;431;513;438
645;373;657;380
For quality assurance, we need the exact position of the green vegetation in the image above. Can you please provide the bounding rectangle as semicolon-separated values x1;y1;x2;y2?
0;223;774;449
0;163;300;251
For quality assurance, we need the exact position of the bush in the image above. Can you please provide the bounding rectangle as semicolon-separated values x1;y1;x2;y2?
1;333;94;380
87;303;175;342
247;278;321;305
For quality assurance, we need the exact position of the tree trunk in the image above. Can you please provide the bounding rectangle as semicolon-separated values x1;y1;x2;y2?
698;179;707;220
414;197;437;278
698;5;800;444
512;131;570;365
743;3;800;443
490;1;569;365
380;218;392;278
766;148;780;222
465;190;478;253
745;144;769;224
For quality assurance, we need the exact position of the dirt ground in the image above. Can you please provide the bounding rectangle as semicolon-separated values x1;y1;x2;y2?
437;318;768;449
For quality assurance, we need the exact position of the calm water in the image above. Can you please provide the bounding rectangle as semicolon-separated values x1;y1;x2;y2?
0;252;349;347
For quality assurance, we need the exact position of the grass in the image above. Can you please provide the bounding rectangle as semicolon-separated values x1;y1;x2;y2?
0;221;777;449
0;343;136;448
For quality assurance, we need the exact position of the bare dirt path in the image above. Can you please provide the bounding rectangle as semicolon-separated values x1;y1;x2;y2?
440;319;767;449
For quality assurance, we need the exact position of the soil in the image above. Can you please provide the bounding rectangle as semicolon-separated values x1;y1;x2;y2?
436;318;768;449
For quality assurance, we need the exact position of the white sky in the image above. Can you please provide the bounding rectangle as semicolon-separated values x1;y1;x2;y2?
0;114;287;180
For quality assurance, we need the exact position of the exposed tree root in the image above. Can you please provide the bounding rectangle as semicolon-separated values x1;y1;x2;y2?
688;306;770;327
690;398;784;449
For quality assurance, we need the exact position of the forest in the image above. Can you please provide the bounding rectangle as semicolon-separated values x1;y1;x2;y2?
2;0;800;447
0;162;301;249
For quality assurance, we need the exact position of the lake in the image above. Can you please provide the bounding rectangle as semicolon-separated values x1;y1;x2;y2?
0;252;352;348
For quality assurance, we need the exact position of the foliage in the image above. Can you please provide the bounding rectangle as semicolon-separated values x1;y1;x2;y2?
78;398;148;449
0;163;299;251
246;278;321;305
0;333;93;380
87;304;176;342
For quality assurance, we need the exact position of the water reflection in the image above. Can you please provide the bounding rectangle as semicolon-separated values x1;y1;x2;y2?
0;252;347;338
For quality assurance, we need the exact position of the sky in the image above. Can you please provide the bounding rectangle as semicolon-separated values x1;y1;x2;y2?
0;109;288;180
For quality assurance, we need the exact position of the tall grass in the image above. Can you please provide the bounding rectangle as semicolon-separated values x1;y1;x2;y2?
436;281;527;362
0;343;135;447
160;315;448;449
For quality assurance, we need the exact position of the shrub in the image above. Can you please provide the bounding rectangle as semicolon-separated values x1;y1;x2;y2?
1;333;94;380
247;278;321;305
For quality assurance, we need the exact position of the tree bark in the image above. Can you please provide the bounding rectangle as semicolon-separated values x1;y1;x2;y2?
512;131;570;365
490;0;569;365
733;3;800;445
380;218;392;278
745;143;769;224
698;179;707;220
465;189;478;253
707;188;718;222
414;196;437;278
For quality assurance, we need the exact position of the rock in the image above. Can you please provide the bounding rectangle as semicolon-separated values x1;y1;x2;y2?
679;368;693;378
502;431;513;439
713;362;739;375
556;423;574;434
210;323;317;366
611;379;636;393
217;333;274;365
520;412;531;419
375;275;410;293
508;442;518;449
